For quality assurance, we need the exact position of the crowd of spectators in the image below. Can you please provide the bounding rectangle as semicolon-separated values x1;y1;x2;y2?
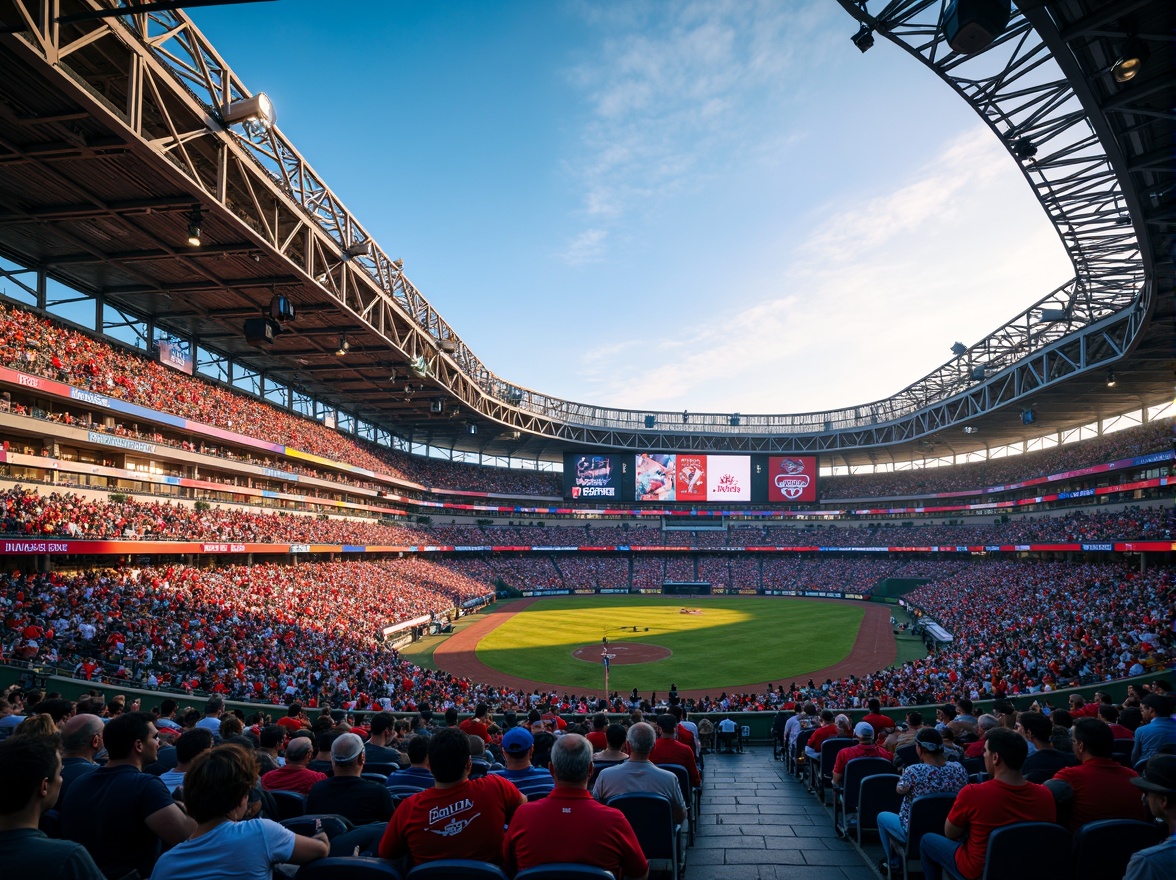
821;417;1173;500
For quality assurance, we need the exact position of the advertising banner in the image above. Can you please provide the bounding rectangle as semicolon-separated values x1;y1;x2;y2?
675;455;707;502
563;453;625;500
766;456;818;503
706;455;751;501
635;453;676;501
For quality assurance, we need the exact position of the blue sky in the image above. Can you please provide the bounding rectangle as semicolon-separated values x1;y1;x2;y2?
193;0;1073;416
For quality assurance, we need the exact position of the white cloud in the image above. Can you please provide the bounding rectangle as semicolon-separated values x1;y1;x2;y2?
578;128;1074;412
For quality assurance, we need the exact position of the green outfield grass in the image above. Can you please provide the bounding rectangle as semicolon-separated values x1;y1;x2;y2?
474;596;866;692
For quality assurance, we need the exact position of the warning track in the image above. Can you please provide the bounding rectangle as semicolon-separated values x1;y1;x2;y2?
434;597;896;699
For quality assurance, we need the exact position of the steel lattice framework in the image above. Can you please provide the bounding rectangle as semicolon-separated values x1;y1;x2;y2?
0;0;1161;458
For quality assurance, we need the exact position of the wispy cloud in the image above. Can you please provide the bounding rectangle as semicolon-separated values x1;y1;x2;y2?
558;0;824;264
578;128;1074;412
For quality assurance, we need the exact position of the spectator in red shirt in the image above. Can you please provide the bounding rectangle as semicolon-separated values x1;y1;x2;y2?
920;727;1056;880
260;736;325;796
862;698;897;739
379;727;524;867
1044;717;1149;830
459;703;491;742
276;704;306;734
649;714;700;787
585;713;609;753
503;733;648;880
832;722;894;785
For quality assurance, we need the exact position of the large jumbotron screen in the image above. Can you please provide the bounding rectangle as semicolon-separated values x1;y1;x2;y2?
563;452;818;503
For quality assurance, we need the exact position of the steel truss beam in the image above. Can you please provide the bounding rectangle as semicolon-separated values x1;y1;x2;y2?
0;0;1151;454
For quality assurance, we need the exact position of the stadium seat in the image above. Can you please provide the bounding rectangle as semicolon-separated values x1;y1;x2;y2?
331;822;389;858
790;728;814;777
365;763;399;776
891;792;956;880
1071;818;1165;880
404;860;510;880
607;793;685;880
814;737;856;804
855;772;904;846
282;814;354;839
271;790;308;820
894;743;919;769
515;865;616;880
589;759;625;786
295;856;402;880
362;772;389;785
1111;739;1135;768
930;821;1072;880
388;785;425;810
658;762;701;845
833;757;896;838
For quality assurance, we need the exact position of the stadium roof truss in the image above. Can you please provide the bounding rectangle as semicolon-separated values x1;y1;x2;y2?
0;0;1169;466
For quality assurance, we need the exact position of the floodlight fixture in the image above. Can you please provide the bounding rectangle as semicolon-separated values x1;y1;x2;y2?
963;426;978;434
222;92;276;135
335;334;349;356
185;206;203;247
1106;370;1116;387
467;424;478;435
343;240;372;259
1038;308;1068;322
269;293;295;323
951;342;967;356
851;24;874;52
1111;37;1149;83
971;365;987;381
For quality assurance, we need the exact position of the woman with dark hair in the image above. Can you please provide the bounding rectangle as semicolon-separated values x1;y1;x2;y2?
149;744;328;879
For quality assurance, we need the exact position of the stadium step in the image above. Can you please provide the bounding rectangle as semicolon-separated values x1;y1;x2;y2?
693;747;874;878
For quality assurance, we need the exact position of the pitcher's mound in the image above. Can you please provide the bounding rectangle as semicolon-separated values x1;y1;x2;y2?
572;643;672;664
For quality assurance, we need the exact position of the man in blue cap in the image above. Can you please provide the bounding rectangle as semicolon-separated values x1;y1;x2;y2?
491;727;554;800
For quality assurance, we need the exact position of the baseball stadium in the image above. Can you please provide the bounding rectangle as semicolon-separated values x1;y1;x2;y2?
0;1;1173;879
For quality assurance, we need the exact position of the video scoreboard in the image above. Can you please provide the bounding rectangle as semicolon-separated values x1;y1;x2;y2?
563;452;818;503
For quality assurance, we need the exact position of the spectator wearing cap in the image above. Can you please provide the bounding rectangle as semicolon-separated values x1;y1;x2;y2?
490;728;554;800
1018;712;1078;780
305;732;393;825
1045;717;1149;831
876;728;968;876
920;727;1055;880
260;735;326;796
1125;754;1176;880
832;722;894;785
379;727;525;867
650;713;701;787
386;735;435;793
1132;695;1176;765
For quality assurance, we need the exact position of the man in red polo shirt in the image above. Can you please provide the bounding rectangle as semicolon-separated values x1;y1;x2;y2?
379;728;524;867
832;722;893;785
1044;717;1148;830
919;728;1055;880
504;734;648;880
649;714;700;787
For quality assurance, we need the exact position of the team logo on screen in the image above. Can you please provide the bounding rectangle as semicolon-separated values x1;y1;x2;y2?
712;473;743;494
774;458;811;500
571;455;616;497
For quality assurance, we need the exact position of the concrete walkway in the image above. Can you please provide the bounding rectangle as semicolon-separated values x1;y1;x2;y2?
691;747;877;880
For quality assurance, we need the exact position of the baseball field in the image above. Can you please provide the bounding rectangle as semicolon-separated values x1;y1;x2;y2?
431;595;897;696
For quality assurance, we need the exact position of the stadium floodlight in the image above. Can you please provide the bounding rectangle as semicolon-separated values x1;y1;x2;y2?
971;365;987;380
1106;370;1117;387
1037;308;1068;321
268;294;295;323
185;206;202;247
467;424;478;435
1112;37;1149;83
950;342;967;357
851;24;874;52
963;426;978;434
343;240;372;259
221;92;276;135
335;334;349;356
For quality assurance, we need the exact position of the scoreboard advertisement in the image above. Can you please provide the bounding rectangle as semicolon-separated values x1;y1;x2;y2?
563;452;817;504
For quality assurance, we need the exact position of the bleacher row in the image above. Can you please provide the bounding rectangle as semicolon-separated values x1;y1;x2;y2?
2;300;1172;505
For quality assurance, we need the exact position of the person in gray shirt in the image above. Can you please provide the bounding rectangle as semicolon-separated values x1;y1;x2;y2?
592;722;686;825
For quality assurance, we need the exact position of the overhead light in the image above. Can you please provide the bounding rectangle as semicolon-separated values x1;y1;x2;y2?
1111;37;1149;83
851;24;874;52
222;93;276;134
1106;371;1116;387
335;334;349;356
343;240;372;259
971;365;987;381
269;294;295;323
950;342;967;357
185;206;202;247
1021;408;1036;426
1038;308;1068;322
963;426;978;434
467;424;478;435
